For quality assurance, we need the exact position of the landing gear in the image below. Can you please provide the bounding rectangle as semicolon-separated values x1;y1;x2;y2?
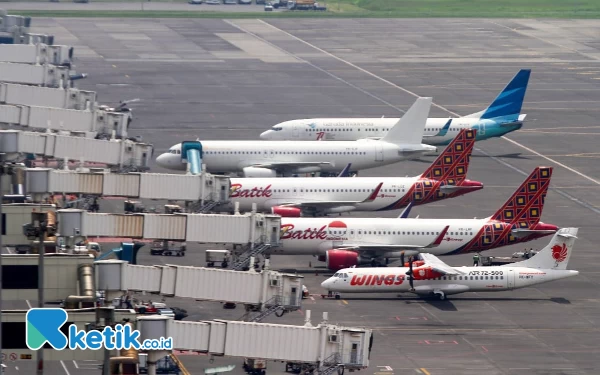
433;291;446;300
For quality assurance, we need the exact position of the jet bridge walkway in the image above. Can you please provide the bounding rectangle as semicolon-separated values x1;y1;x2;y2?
95;259;303;318
23;167;231;212
0;129;152;172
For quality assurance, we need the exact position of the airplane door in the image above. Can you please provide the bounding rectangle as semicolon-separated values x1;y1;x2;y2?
375;144;384;161
507;269;515;290
474;123;486;136
413;182;424;201
292;124;299;138
350;342;360;364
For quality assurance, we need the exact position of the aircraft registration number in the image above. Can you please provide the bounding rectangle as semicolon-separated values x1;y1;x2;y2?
468;270;504;276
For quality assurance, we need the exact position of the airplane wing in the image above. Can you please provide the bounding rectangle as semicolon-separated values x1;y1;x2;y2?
418;253;467;276
335;226;449;253
278;183;383;210
251;161;332;169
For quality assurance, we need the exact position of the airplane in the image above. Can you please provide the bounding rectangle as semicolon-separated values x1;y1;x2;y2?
260;69;531;146
320;228;579;301
225;129;483;217
155;98;438;177
266;166;558;271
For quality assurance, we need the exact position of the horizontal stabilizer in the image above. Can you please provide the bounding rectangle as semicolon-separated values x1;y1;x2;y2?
510;228;558;239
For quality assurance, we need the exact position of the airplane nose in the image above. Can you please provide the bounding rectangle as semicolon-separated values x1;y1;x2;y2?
321;278;333;289
260;130;272;139
155;153;171;168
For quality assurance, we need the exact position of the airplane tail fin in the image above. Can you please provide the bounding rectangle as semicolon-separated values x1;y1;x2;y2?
464;69;531;122
509;228;578;270
420;128;476;182
381;97;432;145
489;167;553;227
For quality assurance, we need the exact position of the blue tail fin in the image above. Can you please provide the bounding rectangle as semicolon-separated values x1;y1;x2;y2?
466;69;531;122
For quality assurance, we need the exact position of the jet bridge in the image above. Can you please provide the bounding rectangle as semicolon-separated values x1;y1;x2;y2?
0;130;153;172
0;308;373;375
0;82;97;110
56;209;281;247
95;259;303;318
0;103;131;138
0;62;84;88
0;43;73;66
23;167;231;209
139;313;372;375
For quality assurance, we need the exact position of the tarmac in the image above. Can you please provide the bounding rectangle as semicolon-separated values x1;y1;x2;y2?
3;16;600;375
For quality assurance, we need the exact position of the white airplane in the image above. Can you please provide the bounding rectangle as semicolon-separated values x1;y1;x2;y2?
266;167;558;271
226;129;483;217
155;98;438;177
260;70;531;146
320;228;579;301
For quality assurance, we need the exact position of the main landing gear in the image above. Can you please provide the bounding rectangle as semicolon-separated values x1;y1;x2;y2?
432;290;446;300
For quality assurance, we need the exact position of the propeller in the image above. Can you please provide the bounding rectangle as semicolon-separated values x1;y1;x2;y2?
405;256;415;291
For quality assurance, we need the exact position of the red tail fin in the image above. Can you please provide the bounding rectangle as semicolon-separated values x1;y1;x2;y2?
490;167;553;225
420;128;476;182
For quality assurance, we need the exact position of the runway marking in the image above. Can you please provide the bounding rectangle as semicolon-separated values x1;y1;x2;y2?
521;125;600;130
72;360;79;369
481;346;489;352
519;130;600;136
258;20;600;190
26;300;32;309
419;368;431;375
125;74;130;78
60;360;71;375
112;64;116;68
342;300;349;305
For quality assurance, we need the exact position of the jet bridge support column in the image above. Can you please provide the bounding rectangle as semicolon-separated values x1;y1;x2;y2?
181;141;202;176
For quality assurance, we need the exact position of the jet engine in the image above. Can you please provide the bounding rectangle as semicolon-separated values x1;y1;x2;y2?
271;206;302;217
411;266;443;280
242;167;277;178
403;260;425;268
325;249;359;271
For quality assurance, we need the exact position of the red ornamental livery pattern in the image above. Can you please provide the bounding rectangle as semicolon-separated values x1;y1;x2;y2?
350;274;405;286
456;166;553;254
230;184;272;198
552;243;568;262
389;129;476;210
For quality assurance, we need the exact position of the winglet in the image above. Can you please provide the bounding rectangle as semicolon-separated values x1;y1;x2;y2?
397;201;414;218
435;119;452;137
381;97;432;145
428;225;449;247
337;163;352;177
363;182;384;203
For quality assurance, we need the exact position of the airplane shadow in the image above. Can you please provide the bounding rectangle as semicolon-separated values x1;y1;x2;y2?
341;296;572;311
472;152;530;160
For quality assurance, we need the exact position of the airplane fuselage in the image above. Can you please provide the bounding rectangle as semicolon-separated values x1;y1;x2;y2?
261;117;523;145
227;176;479;214
155;139;436;174
322;266;578;295
270;217;553;256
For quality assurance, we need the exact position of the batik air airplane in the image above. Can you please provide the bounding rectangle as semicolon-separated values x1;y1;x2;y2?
268;166;558;271
227;129;483;217
260;69;530;146
320;228;579;301
155;98;437;177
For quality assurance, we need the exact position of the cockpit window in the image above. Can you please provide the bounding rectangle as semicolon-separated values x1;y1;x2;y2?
333;272;340;277
169;150;181;154
272;126;282;131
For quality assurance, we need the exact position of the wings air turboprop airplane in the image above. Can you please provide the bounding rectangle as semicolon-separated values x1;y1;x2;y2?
268;166;558;271
260;69;531;146
155;98;437;177
226;129;483;217
320;228;579;301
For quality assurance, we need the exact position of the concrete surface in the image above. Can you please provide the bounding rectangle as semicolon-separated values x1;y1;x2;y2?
2;17;600;375
1;1;270;13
